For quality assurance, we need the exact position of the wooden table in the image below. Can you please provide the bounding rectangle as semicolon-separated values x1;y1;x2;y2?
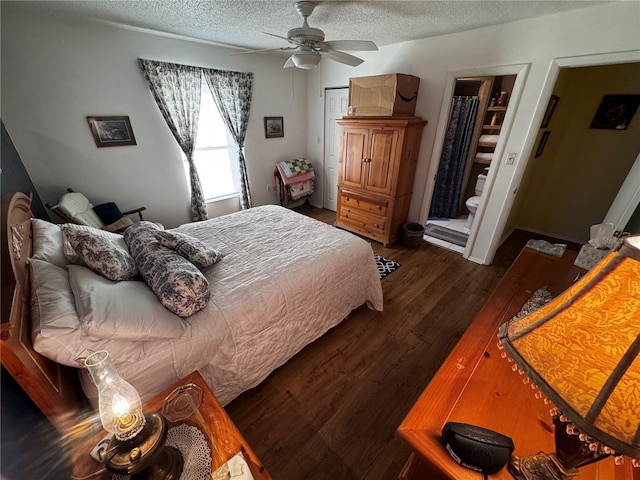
72;371;271;479
397;247;638;480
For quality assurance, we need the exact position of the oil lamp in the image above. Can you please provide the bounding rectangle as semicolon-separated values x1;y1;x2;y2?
84;350;183;479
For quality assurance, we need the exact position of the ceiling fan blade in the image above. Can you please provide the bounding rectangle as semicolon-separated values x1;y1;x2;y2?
231;47;295;56
263;31;304;47
321;48;364;67
320;40;378;52
283;56;295;68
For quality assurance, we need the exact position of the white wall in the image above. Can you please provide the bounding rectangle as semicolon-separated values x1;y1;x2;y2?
1;5;308;228
305;2;640;263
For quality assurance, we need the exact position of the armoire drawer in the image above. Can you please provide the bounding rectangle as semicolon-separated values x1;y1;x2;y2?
340;192;388;217
338;207;387;235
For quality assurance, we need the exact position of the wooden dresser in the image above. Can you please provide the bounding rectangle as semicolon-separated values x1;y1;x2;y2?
335;116;426;246
397;247;638;480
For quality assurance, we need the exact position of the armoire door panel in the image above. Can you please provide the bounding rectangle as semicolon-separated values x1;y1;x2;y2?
340;128;369;189
366;128;400;195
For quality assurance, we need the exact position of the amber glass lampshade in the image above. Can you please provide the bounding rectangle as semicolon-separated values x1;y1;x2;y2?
498;236;640;479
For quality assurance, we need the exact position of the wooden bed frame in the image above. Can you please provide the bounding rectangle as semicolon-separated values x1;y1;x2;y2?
1;192;82;433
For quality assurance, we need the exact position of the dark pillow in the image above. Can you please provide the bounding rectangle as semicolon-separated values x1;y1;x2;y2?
62;226;138;281
124;222;210;317
123;220;162;242
93;202;123;225
153;230;224;269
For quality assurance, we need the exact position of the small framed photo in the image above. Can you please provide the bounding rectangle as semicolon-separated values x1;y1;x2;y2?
535;131;551;158
540;95;559;128
264;117;284;138
590;94;640;130
87;116;137;147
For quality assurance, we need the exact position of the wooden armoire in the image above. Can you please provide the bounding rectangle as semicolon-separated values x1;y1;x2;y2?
335;116;427;246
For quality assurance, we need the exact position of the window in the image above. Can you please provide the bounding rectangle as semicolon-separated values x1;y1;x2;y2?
185;78;239;201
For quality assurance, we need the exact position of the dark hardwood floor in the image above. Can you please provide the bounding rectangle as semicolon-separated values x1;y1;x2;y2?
225;207;578;480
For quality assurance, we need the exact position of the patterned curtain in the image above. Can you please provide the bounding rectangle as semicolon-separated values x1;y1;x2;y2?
429;96;480;219
203;69;254;210
138;59;208;222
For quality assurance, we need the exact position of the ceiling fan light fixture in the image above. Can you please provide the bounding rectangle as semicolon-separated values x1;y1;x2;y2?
292;50;321;69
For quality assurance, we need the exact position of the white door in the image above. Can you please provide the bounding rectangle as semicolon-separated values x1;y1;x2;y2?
603;151;640;233
324;87;349;211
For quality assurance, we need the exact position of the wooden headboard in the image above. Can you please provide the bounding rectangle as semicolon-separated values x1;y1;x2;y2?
1;192;81;433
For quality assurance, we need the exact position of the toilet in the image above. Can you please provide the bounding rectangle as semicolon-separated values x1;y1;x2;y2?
464;171;488;229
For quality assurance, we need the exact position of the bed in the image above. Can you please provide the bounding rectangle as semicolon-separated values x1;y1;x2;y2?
1;191;383;431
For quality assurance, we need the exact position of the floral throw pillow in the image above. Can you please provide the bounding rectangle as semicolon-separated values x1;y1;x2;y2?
153;230;224;269
125;223;210;317
62;226;138;281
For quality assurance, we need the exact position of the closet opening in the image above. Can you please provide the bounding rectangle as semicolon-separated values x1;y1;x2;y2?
424;74;516;253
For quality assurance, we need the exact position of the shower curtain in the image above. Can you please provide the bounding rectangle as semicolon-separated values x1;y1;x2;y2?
429;95;479;219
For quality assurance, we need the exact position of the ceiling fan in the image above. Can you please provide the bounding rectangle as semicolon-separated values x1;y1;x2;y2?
237;1;378;69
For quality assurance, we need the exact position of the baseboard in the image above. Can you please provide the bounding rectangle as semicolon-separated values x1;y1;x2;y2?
499;225;517;248
513;225;585;246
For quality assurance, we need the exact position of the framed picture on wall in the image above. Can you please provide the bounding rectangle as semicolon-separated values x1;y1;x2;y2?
540;95;559;128
590;94;640;130
86;116;137;147
535;131;551;158
264;117;284;138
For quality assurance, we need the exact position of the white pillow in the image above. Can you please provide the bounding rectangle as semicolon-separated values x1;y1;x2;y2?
67;265;188;341
31;219;67;267
29;258;82;366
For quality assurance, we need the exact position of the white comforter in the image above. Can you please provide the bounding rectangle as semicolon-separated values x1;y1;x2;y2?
82;206;383;406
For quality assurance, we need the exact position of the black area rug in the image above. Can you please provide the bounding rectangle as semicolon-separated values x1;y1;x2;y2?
424;223;469;247
375;254;400;279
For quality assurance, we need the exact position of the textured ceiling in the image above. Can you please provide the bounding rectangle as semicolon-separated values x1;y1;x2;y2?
7;0;609;55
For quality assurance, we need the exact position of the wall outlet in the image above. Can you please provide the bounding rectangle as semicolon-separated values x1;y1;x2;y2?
267;184;275;193
506;152;517;165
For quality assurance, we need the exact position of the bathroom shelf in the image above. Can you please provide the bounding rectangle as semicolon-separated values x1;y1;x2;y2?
474;158;492;166
457;74;515;222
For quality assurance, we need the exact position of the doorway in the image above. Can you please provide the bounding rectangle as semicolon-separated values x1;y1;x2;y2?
323;87;349;211
507;62;640;245
424;75;516;254
421;53;640;265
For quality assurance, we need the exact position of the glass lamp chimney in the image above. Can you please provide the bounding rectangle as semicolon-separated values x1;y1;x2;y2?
84;350;145;440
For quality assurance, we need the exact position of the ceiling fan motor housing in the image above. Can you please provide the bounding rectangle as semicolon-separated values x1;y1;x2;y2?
287;26;324;45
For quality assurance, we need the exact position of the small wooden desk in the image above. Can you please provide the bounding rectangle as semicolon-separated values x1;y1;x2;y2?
397;247;637;480
72;371;271;479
